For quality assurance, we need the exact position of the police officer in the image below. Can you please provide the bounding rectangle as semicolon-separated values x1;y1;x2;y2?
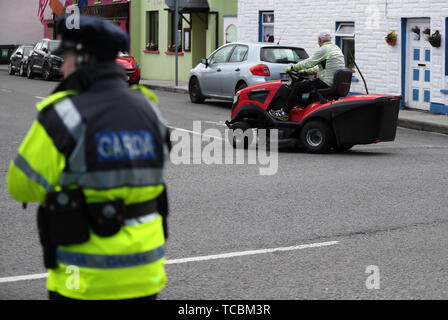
7;15;171;300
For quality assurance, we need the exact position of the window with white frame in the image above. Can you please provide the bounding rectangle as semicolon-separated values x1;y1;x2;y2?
260;11;274;43
335;22;355;69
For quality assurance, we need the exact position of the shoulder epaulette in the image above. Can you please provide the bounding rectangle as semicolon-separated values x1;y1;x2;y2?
36;90;77;112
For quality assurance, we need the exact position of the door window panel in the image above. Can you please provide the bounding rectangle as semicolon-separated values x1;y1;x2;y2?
210;45;235;64
229;45;248;62
413;48;420;61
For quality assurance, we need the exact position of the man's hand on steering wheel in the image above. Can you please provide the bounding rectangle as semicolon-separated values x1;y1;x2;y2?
285;66;307;82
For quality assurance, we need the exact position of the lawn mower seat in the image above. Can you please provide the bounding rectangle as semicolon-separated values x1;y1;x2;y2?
305;68;353;105
316;68;354;101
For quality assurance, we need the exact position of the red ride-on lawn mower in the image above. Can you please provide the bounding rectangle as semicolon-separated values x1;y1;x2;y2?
225;68;401;153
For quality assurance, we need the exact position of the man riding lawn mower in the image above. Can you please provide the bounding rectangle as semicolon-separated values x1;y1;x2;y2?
269;30;346;121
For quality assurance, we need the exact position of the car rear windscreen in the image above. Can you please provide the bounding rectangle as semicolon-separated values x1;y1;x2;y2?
260;47;308;64
23;47;32;55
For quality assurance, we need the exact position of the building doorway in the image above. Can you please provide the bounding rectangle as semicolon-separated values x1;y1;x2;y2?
406;18;431;110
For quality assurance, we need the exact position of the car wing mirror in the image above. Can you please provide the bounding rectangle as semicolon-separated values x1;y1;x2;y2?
201;58;209;68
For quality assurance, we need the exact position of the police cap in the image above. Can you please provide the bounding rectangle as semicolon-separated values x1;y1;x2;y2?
54;14;129;60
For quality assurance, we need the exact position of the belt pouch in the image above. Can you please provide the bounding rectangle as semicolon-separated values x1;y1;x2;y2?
88;200;126;237
37;205;57;269
45;188;90;246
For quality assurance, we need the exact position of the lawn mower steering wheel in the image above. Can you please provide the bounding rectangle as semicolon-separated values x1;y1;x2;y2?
287;69;307;82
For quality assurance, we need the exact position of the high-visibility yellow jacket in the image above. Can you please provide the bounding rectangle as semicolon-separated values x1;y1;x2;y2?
7;63;170;300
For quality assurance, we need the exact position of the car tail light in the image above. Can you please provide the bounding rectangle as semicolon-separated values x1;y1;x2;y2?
250;64;270;76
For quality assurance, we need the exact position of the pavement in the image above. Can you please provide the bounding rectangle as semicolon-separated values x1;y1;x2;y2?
2;63;447;136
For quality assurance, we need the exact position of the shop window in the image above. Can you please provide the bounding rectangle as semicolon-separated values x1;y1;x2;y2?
147;11;159;51
259;11;274;43
335;22;355;69
168;11;182;52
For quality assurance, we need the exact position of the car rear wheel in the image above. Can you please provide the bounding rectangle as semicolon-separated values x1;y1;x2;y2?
189;77;205;104
235;82;247;93
42;63;52;81
300;120;335;153
27;63;35;79
8;63;14;75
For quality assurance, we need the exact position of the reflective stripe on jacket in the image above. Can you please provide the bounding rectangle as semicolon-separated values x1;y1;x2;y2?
293;42;346;86
7;63;170;300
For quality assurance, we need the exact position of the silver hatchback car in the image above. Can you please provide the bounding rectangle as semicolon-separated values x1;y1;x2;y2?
188;42;309;103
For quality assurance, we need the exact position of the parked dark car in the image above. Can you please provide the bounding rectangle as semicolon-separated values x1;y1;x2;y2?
8;45;34;77
27;39;64;80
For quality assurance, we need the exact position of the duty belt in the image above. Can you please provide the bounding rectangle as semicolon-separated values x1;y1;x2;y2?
87;199;158;220
87;199;159;237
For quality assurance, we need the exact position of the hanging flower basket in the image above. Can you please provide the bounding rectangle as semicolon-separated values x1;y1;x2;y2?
385;30;398;46
411;26;420;40
422;28;431;41
428;30;441;48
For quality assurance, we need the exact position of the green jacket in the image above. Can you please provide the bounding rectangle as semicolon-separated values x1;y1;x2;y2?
293;41;346;86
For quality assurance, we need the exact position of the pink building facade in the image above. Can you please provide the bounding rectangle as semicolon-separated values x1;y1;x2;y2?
43;0;130;40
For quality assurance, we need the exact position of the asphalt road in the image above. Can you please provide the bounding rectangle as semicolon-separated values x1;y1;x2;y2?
0;71;447;300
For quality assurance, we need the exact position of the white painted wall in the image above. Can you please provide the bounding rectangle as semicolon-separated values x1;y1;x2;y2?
237;0;448;111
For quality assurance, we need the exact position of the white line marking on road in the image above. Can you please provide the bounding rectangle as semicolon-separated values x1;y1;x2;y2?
203;120;228;127
168;125;225;141
1;88;12;93
0;273;48;284
0;240;338;284
35;96;46;100
165;241;339;265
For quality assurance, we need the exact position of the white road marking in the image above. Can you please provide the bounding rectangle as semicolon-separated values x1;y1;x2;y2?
0;273;48;283
165;240;339;265
0;88;12;93
168;125;225;141
34;96;46;100
0;240;338;284
203;120;228;127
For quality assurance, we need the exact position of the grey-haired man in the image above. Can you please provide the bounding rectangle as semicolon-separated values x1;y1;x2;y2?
269;31;346;121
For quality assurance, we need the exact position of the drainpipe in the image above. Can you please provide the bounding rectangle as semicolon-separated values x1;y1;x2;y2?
214;12;219;50
175;0;179;87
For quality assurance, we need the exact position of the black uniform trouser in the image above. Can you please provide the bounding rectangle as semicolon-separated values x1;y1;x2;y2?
284;78;329;113
48;291;158;301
